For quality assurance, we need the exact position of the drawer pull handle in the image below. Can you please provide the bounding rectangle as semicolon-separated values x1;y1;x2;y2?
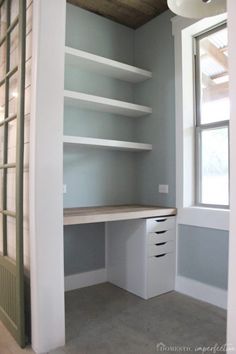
155;253;166;258
155;231;167;235
156;219;167;223
155;242;167;246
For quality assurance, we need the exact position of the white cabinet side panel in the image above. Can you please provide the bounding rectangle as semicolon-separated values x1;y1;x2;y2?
107;220;147;299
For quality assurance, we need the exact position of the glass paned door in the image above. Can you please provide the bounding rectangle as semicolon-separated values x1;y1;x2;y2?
0;0;26;347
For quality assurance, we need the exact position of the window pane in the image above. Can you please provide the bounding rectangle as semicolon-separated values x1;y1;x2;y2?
200;127;229;206
0;2;7;39
10;0;19;26
198;27;229;124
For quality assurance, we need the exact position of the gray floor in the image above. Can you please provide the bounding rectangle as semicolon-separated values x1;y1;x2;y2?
0;283;227;354
52;283;227;354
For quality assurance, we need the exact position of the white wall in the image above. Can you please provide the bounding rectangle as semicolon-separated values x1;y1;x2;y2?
30;0;66;352
227;0;236;352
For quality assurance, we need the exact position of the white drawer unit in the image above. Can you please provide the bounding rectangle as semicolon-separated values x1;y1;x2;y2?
107;215;176;300
146;216;176;298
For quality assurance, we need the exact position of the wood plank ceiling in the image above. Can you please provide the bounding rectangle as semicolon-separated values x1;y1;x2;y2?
67;0;168;29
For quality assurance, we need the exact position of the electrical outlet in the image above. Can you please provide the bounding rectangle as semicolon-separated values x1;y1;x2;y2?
63;184;67;194
159;184;169;194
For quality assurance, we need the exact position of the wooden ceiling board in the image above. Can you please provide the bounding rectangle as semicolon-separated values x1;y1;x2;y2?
67;0;168;29
116;0;157;16
142;0;167;10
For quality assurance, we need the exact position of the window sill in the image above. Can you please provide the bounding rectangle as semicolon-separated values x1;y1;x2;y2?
177;206;229;231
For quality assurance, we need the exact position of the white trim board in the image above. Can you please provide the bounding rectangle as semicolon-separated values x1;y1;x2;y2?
65;268;107;292
175;275;227;310
65;46;152;83
178;207;229;231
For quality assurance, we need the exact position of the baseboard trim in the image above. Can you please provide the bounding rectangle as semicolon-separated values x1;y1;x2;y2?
65;268;107;292
175;275;228;309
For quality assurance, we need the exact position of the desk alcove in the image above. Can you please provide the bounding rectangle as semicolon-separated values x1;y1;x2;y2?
63;0;176;340
64;206;177;299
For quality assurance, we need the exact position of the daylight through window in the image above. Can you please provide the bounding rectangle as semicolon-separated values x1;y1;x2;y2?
195;24;229;208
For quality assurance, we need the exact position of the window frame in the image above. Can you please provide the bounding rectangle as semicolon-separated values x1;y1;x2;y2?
194;23;230;209
172;13;229;231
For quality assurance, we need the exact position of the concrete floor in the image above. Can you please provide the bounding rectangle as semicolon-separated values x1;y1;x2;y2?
0;283;227;354
53;283;226;354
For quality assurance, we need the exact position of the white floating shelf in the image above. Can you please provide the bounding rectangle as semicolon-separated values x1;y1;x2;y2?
65;46;152;83
64;90;152;118
63;136;152;152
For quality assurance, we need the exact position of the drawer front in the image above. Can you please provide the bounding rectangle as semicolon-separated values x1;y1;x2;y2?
147;217;175;233
147;253;175;298
148;241;175;257
148;229;175;244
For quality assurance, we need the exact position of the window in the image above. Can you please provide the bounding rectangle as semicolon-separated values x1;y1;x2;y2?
194;24;229;208
173;14;229;229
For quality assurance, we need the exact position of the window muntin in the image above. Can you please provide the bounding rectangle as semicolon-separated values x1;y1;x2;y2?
195;24;229;208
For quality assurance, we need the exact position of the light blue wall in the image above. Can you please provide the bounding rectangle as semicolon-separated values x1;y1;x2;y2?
64;148;137;207
66;5;134;64
64;4;138;275
64;5;175;210
64;223;105;276
64;5;229;288
178;225;229;290
64;4;138;209
134;11;176;207
133;11;229;291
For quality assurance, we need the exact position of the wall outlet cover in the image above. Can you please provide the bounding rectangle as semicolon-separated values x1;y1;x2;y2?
159;184;169;193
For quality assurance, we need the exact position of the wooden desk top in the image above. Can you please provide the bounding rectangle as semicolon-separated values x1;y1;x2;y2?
64;205;177;225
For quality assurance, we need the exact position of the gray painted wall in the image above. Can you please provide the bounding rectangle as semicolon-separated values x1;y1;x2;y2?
64;4;137;209
66;5;134;64
64;4;229;289
64;223;105;276
178;225;229;290
134;11;176;207
64;6;176;212
64;5;137;275
133;12;229;291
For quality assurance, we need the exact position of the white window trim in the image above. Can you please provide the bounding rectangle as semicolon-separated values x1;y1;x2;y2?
172;14;229;231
